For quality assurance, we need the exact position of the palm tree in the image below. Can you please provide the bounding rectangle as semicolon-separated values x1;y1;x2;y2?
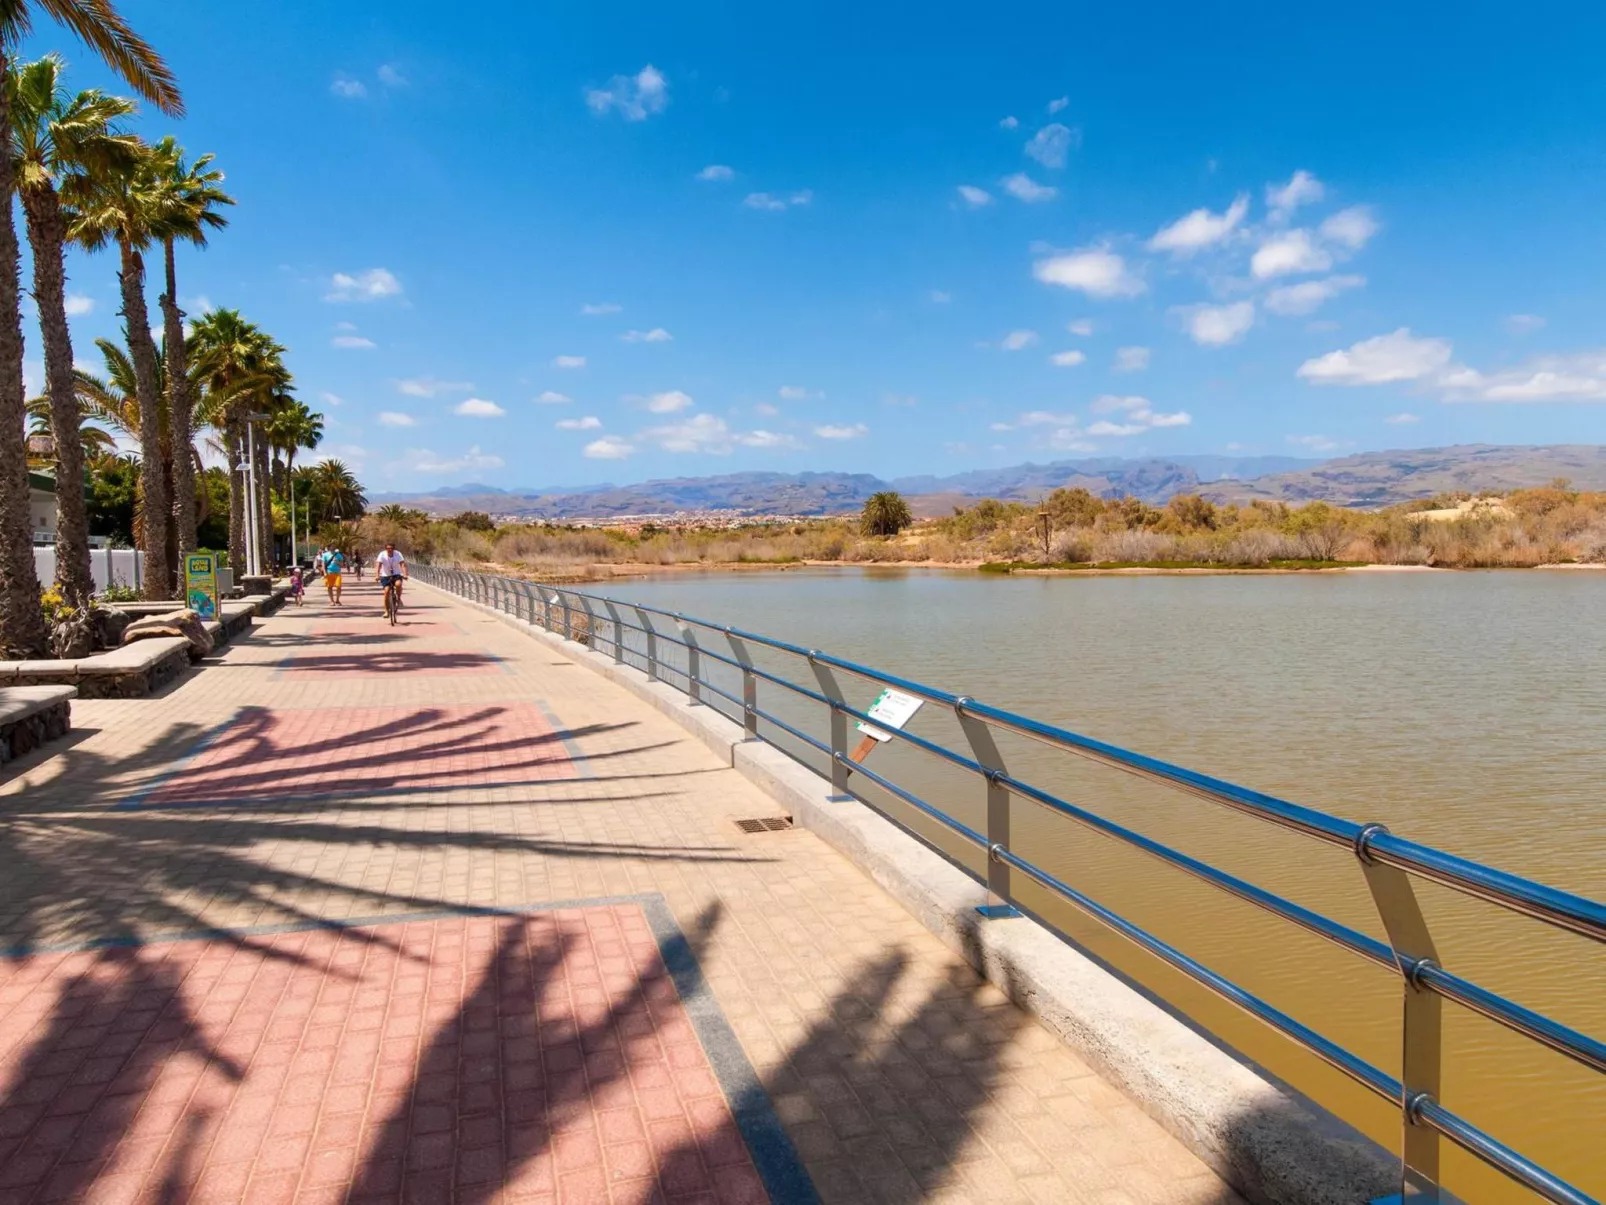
0;1;180;653
66;138;174;597
266;397;322;501
149;136;231;562
310;459;366;525
10;54;136;607
861;491;913;537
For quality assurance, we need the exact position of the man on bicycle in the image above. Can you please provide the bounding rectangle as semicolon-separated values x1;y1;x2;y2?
376;543;408;616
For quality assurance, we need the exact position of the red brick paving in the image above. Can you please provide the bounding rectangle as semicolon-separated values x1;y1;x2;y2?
138;703;582;807
0;907;768;1204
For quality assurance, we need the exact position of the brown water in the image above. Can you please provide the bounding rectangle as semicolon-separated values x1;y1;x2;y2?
601;567;1606;1203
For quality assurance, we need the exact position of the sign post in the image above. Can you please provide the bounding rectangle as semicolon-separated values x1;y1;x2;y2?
185;553;219;621
852;688;924;762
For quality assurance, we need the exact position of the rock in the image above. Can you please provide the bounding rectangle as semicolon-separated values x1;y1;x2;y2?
121;609;214;659
92;608;131;650
50;613;96;660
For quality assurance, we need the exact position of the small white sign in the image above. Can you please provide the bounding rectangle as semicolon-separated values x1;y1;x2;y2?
856;688;924;743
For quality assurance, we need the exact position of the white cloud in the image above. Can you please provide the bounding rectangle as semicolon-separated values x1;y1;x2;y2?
696;164;734;181
620;328;672;343
956;185;993;208
1047;96;1070;114
1113;346;1150;372
736;430;801;449
377;63;407;87
1083;394;1191;435
1000;329;1038;351
330;74;366;99
1147;194;1249;255
1288;434;1341;452
642;413;736;453
331;335;376;349
1048;430;1097;452
534;391;572;404
1016;410;1077;426
64;294;93;316
1024;123;1078;169
1177;300;1255;346
815;423;868;440
1091;394;1149;413
1506;314;1546;335
552;355;586;369
999;115;1019;130
1266;170;1324;221
556;416;603;431
1265;274;1365;316
778;386;816;400
1386;412;1421;424
929;290;952;303
754;402;780;417
395;376;472;398
1001;172;1057;203
1087;419;1147;436
454;398;505;417
1441;354;1606;402
585;64;668;121
584;436;634;460
580;302;621;316
408;445;505;473
377;411;416;428
325;268;402;301
1050;350;1086;367
1065;318;1094;336
744;190;812;211
1033;246;1143;298
183;294;213;314
1298;329;1454;386
646;389;694;413
1320;206;1379;250
319;392;344;407
1250;229;1332;279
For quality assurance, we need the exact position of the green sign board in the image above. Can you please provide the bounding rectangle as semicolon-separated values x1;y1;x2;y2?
185;553;218;620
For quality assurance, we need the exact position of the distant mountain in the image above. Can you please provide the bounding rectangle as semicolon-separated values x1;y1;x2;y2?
370;445;1606;519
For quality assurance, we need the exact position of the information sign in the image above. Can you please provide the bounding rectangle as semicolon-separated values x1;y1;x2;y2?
856;688;924;743
185;553;218;621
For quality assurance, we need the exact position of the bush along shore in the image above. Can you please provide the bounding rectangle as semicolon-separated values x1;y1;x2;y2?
354;481;1606;581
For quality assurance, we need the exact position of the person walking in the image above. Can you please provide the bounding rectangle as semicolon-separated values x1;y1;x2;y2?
289;565;305;607
323;547;346;605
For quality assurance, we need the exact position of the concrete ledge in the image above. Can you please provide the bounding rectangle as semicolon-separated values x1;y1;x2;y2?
415;579;1397;1205
0;685;75;763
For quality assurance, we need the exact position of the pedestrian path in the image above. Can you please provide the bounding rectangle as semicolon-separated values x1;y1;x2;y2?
0;577;1241;1204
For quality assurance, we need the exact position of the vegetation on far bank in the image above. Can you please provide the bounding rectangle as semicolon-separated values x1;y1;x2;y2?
351;479;1606;580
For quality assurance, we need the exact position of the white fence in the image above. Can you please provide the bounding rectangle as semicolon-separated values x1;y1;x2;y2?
34;547;145;594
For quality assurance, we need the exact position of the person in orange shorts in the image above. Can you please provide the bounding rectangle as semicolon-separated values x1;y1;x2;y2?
322;547;346;605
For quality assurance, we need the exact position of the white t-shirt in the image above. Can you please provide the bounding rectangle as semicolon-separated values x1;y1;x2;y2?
376;550;407;577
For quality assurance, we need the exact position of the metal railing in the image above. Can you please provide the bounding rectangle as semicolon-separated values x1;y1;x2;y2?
416;564;1606;1205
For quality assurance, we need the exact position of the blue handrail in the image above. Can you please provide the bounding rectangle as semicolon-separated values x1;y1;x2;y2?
418;565;1605;1205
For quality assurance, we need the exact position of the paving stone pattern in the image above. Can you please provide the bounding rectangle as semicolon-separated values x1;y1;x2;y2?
0;578;1242;1204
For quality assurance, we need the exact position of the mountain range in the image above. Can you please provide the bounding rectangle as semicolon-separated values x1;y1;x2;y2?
369;445;1606;519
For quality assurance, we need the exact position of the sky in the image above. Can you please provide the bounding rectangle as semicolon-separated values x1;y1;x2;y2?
22;0;1606;491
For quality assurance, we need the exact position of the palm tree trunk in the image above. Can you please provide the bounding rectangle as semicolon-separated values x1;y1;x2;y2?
0;74;48;657
20;184;93;609
255;426;272;571
118;237;170;599
161;238;197;563
226;415;244;570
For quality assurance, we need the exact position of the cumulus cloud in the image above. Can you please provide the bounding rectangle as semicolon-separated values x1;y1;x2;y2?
1176;300;1255;346
696;164;734;181
1050;350;1086;367
1001;173;1056;203
377;411;416;428
454;398;506;417
645;390;694;413
1033;246;1144;298
815;423;868;440
64;294;93;316
580;302;621;316
1320;206;1379;250
584;435;634;459
1297;329;1455;386
1147;194;1249;255
1251;229;1332;279
331;334;376;349
999;115;1019;130
620;328;672;343
556;416;603;431
330;74;366;99
754;402;780;417
778;386;816;400
1065;319;1094;336
1441;354;1606;402
736;430;802;449
325;268;401;301
395;376;472;397
1047;96;1070;114
641;413;734;453
1386;412;1421;424
408;445;505;473
1085;394;1191;435
534;391;572;404
744;190;812;211
1266;170;1324;221
1024;123;1078;169
1000;329;1038;351
585;65;668;120
1113;346;1150;372
1506;314;1546;335
1265;274;1365;316
956;185;993;208
552;355;586;369
377;63;407;88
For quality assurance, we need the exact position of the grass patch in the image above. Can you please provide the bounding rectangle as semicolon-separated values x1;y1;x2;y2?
732;553;804;564
980;558;1365;573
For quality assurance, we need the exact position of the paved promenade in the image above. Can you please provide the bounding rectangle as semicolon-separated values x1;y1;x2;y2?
0;578;1240;1204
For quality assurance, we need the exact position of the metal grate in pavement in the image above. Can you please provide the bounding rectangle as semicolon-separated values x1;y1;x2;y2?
735;816;794;834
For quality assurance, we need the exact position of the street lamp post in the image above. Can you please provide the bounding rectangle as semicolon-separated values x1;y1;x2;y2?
243;412;271;577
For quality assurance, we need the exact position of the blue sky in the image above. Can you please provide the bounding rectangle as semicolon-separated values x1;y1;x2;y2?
24;1;1606;490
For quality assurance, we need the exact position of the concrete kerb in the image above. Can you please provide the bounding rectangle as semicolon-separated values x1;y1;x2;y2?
416;577;1398;1205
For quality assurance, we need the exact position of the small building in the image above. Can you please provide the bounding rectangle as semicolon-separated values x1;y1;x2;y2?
29;471;57;545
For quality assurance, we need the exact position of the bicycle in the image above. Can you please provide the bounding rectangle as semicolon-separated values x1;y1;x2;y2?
382;577;402;626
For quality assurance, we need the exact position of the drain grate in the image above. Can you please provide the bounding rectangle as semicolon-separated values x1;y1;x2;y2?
735;816;794;834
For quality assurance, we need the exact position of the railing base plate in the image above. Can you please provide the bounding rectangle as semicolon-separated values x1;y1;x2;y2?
975;904;1022;920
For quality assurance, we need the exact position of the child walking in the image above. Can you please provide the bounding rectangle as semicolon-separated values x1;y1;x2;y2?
289;565;305;606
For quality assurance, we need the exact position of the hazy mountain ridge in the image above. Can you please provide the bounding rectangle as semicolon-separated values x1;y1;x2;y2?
370;445;1606;518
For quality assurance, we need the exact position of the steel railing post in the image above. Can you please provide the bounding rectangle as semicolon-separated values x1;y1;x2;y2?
809;654;851;800
561;592;572;639
543;591;555;632
956;698;1020;919
725;629;759;738
677;619;702;704
1357;824;1442;1204
578;596;597;648
604;601;626;664
636;607;658;681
